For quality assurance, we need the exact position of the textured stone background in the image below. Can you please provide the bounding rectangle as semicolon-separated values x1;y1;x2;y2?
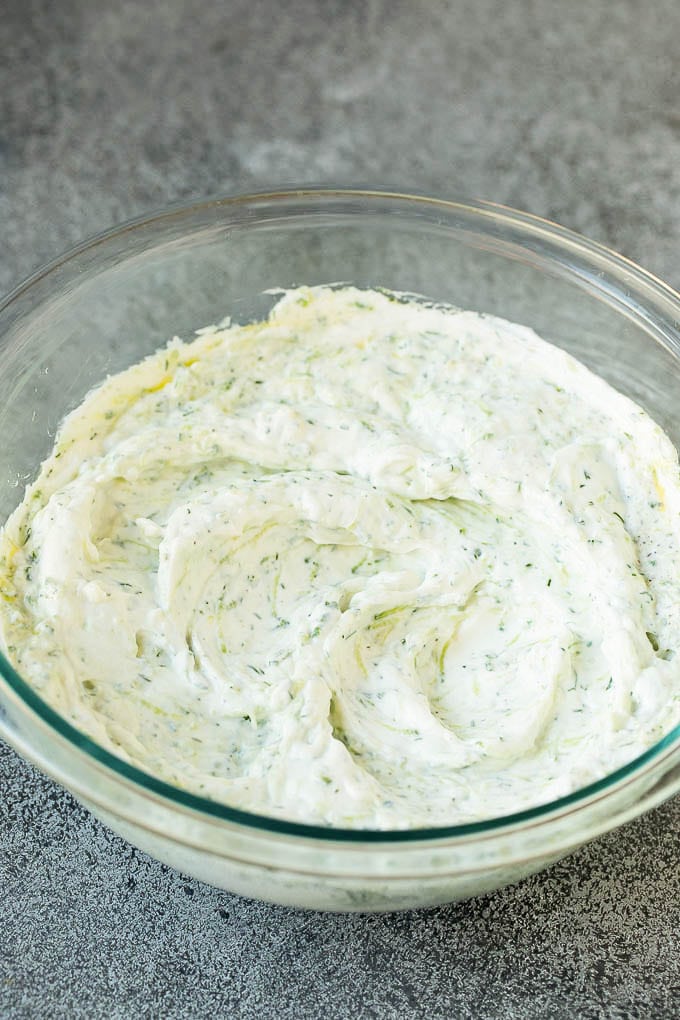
1;0;679;1016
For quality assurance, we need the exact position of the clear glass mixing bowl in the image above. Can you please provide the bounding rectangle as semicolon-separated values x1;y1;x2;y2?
0;188;678;912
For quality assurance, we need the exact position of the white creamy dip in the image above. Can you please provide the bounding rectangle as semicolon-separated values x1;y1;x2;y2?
1;286;679;828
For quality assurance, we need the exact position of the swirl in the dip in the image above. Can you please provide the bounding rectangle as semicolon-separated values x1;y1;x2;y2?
0;286;678;827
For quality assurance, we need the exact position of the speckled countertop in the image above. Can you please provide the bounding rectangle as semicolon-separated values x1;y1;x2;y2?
1;1;679;1017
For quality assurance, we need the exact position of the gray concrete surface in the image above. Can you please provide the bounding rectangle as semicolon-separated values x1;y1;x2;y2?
1;0;679;1016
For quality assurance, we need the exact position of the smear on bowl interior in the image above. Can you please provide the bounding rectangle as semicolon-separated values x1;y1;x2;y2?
1;286;678;828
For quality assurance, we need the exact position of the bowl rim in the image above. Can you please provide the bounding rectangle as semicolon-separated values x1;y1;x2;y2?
1;183;679;845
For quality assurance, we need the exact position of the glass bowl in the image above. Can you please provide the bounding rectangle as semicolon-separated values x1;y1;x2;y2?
0;187;679;912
